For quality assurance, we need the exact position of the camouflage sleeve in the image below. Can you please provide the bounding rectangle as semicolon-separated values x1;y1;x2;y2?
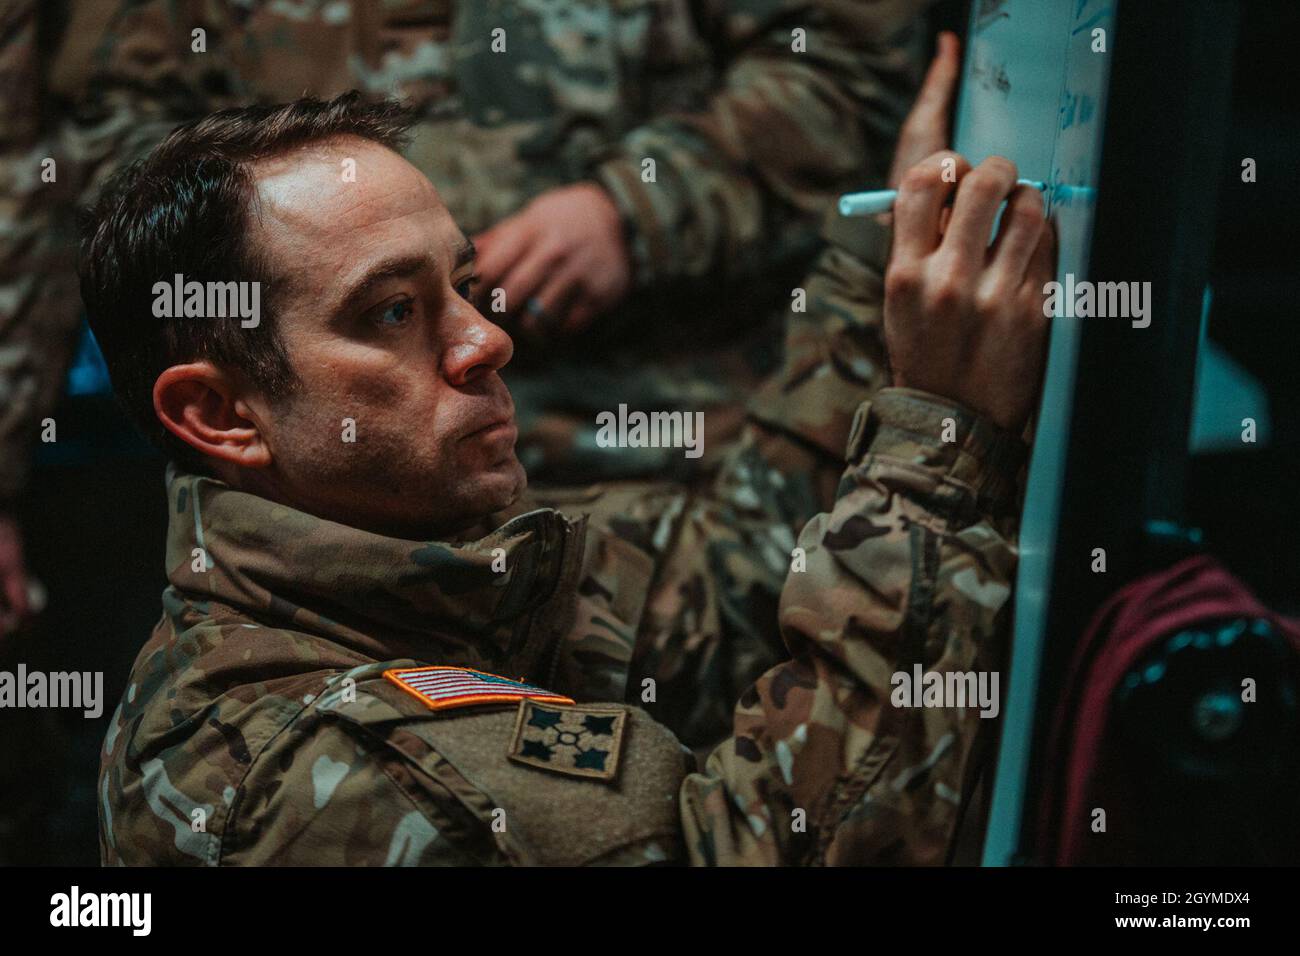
0;1;83;501
590;0;927;289
679;386;1027;865
220;717;490;867
215;664;692;867
747;209;895;466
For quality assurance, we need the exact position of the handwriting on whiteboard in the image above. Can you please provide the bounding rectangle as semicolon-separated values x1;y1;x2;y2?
972;52;1012;97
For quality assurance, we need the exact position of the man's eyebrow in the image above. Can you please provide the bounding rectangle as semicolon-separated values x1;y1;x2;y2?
335;253;431;317
333;238;476;318
454;237;477;270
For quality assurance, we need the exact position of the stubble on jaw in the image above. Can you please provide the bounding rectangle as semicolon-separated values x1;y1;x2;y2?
261;393;527;539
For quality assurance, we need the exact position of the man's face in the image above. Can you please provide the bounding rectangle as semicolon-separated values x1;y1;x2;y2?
241;137;524;538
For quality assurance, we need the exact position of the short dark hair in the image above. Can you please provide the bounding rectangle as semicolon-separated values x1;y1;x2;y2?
78;91;417;468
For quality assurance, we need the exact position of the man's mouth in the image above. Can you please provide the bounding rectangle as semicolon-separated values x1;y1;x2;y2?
462;412;517;442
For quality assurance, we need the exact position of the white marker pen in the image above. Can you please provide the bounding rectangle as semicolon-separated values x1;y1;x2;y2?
838;179;1048;217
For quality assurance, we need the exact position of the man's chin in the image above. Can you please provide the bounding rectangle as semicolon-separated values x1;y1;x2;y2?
279;453;529;540
432;461;527;540
464;456;527;511
495;456;528;508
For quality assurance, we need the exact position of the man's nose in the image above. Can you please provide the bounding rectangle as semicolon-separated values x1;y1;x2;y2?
442;303;514;387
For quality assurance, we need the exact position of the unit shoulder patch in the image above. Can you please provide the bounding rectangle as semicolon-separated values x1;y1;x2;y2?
383;665;575;712
508;700;628;782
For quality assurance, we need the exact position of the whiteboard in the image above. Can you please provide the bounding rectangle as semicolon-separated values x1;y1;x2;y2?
953;0;1118;866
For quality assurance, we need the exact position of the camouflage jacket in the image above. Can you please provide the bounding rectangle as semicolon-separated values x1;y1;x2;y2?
0;0;928;495
0;1;84;502
99;386;1026;865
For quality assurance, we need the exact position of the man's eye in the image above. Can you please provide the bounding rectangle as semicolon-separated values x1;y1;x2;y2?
455;275;479;300
373;299;414;327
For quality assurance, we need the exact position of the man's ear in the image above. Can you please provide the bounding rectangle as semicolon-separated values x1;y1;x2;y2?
153;362;273;469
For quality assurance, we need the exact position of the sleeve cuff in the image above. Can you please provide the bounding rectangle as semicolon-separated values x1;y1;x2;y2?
845;387;1028;519
591;154;671;288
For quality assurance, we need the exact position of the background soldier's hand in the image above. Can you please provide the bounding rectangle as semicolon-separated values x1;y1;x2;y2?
887;31;962;191
473;183;632;336
883;151;1055;433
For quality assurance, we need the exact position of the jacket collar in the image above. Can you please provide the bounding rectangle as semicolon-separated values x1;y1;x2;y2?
163;467;586;679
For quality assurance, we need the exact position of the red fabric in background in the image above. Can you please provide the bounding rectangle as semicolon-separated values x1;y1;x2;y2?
1038;555;1300;864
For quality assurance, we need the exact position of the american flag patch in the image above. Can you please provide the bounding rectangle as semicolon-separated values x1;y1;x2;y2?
383;665;575;712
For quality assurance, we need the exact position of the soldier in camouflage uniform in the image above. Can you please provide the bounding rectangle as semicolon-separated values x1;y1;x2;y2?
100;391;1024;866
89;64;1054;863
